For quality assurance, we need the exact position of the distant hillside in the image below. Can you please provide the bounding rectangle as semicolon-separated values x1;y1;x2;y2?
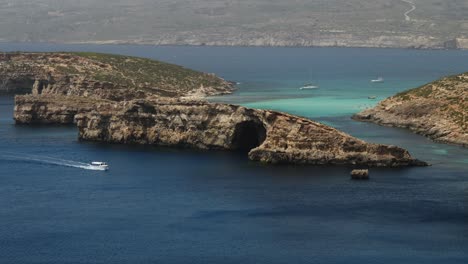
0;0;467;49
354;73;468;147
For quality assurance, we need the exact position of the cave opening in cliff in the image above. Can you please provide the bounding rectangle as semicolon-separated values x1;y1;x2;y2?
231;121;267;152
0;77;35;95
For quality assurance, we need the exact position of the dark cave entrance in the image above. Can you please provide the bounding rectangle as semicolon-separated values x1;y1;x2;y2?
231;121;267;152
0;77;36;95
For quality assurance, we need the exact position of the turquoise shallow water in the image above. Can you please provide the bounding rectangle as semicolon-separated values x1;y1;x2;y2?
0;44;467;263
244;96;374;119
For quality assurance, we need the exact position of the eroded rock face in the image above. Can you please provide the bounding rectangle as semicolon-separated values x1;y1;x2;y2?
9;52;427;167
14;95;426;167
14;95;112;125
0;52;233;98
73;98;426;167
353;73;468;147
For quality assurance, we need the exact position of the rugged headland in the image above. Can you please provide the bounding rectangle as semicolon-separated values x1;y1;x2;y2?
7;52;426;167
354;73;468;147
0;52;233;98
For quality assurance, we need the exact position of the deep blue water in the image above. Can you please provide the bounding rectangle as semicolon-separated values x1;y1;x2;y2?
0;44;468;263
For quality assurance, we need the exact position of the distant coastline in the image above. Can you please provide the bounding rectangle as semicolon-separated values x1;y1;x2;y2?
58;39;468;50
1;1;466;51
1;38;467;51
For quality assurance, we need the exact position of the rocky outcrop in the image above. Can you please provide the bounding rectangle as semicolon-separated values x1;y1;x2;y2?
354;73;468;147
10;51;427;167
350;169;370;180
73;98;426;167
0;52;233;98
444;38;468;50
14;94;427;167
14;95;112;125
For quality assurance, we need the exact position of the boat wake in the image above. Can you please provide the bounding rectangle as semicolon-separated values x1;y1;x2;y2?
0;152;105;171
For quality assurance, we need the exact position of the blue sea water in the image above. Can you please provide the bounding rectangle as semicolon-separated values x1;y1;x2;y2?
0;44;468;263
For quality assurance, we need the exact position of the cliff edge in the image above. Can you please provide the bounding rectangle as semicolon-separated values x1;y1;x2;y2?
0;52;233;98
8;52;426;167
354;73;467;147
15;95;426;167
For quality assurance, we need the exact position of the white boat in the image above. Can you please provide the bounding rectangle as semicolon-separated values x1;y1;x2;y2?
89;161;109;171
371;77;384;83
300;84;319;90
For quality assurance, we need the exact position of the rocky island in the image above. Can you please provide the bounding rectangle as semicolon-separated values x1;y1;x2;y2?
354;73;467;147
5;52;426;167
0;52;233;98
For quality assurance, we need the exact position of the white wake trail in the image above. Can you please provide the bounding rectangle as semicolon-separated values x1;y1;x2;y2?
0;152;103;171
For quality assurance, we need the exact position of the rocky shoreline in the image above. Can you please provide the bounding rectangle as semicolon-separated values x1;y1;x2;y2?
354;73;468;147
14;95;426;167
0;52;234;98
6;52;427;167
56;36;468;50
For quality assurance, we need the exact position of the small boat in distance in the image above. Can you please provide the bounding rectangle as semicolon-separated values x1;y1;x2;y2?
300;83;319;90
371;77;384;83
89;161;109;171
368;96;377;99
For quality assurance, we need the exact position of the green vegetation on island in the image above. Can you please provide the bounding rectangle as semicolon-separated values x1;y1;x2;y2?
355;72;468;146
0;52;233;97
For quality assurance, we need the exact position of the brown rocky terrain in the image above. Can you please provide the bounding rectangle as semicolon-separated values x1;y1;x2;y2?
14;95;113;125
0;52;233;98
8;52;426;167
14;94;426;167
354;73;468;147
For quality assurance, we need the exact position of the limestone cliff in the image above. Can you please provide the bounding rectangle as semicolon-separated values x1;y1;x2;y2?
444;38;468;50
14;95;426;167
9;52;427;167
72;98;425;167
354;73;468;147
14;95;111;125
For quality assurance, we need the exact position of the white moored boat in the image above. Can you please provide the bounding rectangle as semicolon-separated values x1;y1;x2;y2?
300;83;319;90
371;77;384;83
89;161;109;171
